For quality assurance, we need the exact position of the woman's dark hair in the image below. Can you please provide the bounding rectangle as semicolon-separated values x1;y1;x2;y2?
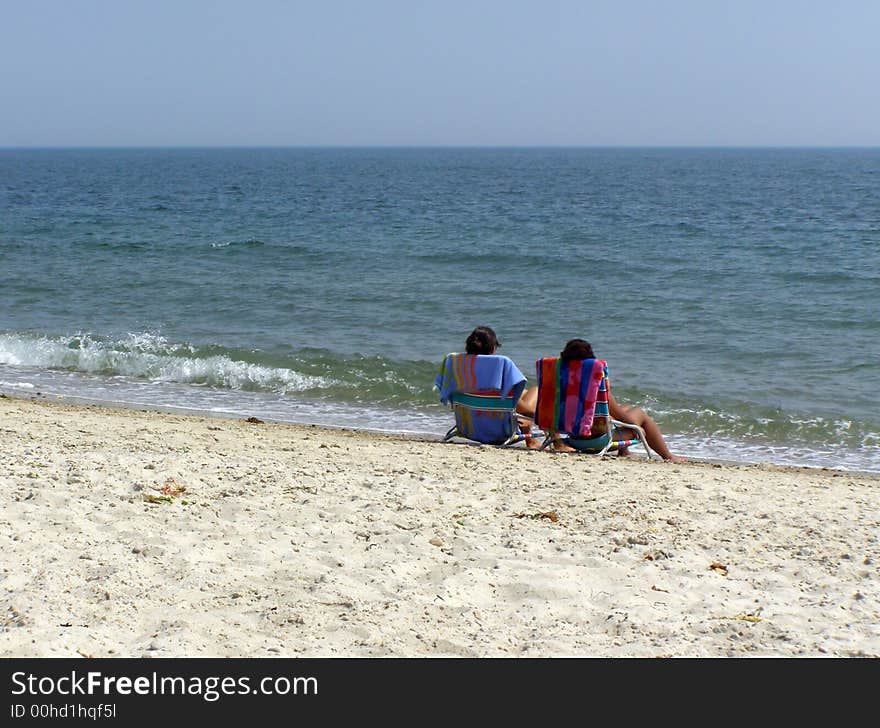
560;338;595;361
465;326;500;355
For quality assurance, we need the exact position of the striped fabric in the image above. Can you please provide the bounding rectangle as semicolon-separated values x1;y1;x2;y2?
567;434;642;453
436;352;479;393
451;392;519;442
534;358;606;437
435;353;527;446
435;353;526;405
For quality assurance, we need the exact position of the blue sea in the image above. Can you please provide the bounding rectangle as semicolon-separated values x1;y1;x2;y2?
1;148;878;472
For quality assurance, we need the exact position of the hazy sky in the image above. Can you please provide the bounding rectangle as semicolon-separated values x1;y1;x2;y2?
2;0;878;146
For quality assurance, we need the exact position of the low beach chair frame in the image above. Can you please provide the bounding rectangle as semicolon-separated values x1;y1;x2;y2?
442;383;527;448
535;360;656;460
539;417;655;459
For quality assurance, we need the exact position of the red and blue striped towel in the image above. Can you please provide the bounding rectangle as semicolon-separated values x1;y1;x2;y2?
534;357;607;436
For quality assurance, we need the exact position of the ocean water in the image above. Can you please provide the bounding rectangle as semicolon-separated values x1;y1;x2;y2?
1;147;878;472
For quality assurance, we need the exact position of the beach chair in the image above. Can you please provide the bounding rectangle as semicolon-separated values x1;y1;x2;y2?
435;353;528;447
534;357;656;459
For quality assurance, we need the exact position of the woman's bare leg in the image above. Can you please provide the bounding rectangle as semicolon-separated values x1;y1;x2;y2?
610;398;685;462
516;386;538;422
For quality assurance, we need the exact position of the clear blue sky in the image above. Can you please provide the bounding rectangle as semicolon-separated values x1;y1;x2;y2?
2;0;878;146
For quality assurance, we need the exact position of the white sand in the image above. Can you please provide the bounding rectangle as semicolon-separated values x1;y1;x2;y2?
1;395;878;657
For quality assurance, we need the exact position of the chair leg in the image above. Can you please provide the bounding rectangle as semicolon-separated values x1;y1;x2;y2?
503;414;527;447
609;420;656;460
636;429;656;460
501;416;524;447
627;424;655;460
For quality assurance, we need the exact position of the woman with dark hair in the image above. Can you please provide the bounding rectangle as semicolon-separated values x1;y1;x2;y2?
457;326;546;447
518;338;685;461
559;338;595;360
465;326;501;355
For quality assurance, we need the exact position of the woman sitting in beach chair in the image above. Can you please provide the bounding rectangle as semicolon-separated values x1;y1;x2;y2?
435;327;530;447
517;338;685;462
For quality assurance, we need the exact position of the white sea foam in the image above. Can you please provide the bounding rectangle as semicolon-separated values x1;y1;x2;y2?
1;331;878;473
0;332;327;394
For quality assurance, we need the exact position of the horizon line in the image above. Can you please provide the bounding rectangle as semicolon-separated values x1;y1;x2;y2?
2;143;879;151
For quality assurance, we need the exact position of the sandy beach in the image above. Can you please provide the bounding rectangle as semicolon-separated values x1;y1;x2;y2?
1;394;877;657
